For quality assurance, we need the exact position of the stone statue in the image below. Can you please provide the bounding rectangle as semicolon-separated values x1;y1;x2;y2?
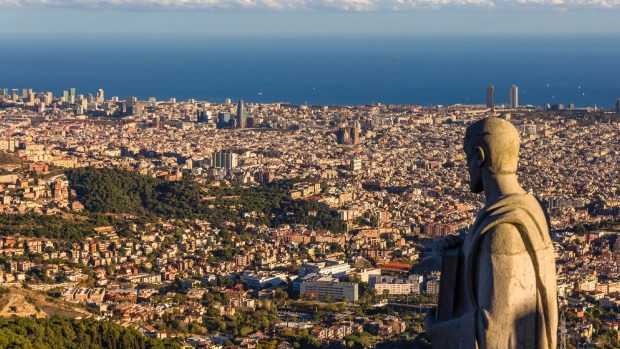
425;117;558;348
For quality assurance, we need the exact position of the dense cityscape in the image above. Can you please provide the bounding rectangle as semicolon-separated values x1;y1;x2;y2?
0;86;620;348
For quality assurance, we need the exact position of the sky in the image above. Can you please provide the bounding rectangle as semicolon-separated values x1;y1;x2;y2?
0;0;618;35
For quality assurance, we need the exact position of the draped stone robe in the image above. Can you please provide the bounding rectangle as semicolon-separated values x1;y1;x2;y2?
427;193;558;349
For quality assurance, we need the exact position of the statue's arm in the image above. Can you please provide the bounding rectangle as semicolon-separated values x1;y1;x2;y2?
476;223;538;348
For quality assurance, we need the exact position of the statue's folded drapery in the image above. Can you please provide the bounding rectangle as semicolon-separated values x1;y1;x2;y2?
427;192;557;349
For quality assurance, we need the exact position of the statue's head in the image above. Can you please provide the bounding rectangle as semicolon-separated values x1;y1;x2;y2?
463;117;520;193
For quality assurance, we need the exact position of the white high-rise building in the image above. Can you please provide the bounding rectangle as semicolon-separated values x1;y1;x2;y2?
510;85;519;109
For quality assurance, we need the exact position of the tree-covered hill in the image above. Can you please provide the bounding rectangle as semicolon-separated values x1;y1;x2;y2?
0;212;118;242
0;316;180;349
65;167;205;218
66;167;346;233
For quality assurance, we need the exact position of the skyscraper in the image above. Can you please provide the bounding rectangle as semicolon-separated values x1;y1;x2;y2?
486;84;494;110
68;88;76;103
212;152;238;169
126;96;137;115
217;112;232;128
510;85;519;109
126;96;137;107
237;99;247;128
97;89;105;103
616;99;620;114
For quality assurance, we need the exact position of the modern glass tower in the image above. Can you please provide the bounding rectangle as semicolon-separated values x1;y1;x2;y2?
236;99;246;128
486;84;494;110
510;85;519;109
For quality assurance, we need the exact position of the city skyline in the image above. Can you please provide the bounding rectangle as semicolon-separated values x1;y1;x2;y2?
4;85;619;112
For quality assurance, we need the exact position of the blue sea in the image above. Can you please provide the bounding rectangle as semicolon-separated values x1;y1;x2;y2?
1;34;619;107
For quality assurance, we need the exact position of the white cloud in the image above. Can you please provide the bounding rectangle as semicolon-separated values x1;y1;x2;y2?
2;0;620;9
512;0;620;6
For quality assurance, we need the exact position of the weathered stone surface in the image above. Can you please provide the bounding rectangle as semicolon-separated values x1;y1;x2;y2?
426;117;558;349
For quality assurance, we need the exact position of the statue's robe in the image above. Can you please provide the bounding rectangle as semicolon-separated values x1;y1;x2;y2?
427;193;557;348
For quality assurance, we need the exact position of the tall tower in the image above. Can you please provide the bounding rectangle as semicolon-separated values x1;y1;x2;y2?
616;99;620;114
559;312;567;349
68;87;76;104
126;96;137;115
352;120;361;144
336;126;351;145
236;99;246;128
97;89;105;103
510;85;519;109
486;84;494;110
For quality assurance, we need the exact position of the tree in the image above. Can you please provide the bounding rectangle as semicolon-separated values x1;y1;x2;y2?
369;215;379;227
329;242;342;253
0;317;180;349
239;326;253;336
382;289;390;299
576;225;587;235
298;242;307;253
273;288;289;305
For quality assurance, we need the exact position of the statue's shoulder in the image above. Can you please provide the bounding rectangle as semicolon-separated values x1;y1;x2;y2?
479;193;546;229
479;222;528;255
474;193;552;252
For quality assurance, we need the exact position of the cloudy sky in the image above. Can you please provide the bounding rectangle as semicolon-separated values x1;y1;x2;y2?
0;0;617;34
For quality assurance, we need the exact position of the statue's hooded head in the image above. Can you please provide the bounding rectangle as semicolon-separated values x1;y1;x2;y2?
463;117;521;193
